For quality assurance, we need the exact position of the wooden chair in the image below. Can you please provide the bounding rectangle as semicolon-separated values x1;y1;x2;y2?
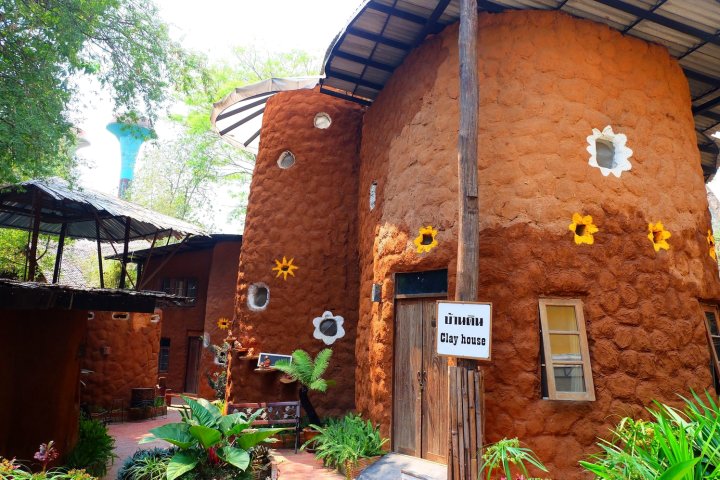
227;401;301;453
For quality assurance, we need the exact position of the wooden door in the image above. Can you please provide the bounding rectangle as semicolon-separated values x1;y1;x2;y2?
393;299;423;457
185;336;202;393
393;298;448;463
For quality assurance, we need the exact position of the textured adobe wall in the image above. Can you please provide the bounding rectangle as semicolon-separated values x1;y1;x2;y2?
81;310;161;408
0;309;85;463
228;88;364;417
147;248;213;393
199;241;242;399
357;10;720;478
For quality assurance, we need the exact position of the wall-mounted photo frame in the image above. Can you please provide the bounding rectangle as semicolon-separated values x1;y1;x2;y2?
257;352;292;369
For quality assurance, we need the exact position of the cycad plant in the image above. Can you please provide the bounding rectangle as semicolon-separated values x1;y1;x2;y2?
274;349;333;426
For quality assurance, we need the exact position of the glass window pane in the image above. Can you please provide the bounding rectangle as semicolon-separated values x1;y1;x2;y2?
550;334;582;361
553;365;586;393
547;305;578;331
707;312;719;336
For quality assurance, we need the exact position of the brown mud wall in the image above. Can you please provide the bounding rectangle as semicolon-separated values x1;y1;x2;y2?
0;309;86;463
148;248;212;393
228;88;364;418
357;10;720;478
199;241;242;400
81;311;160;408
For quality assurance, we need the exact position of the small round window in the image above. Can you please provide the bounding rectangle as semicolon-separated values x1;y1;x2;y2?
277;151;296;169
314;112;332;129
247;282;270;311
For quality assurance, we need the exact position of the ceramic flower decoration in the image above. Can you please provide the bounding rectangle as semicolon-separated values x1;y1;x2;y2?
217;317;230;330
568;213;599;245
313;311;345;345
586;125;633;178
414;225;439;253
648;221;671;252
708;229;717;261
272;256;299;280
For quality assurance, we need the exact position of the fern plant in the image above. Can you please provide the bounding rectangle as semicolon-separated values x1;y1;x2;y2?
274;349;333;426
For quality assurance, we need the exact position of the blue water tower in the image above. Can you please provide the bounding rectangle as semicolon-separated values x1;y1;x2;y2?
106;119;154;198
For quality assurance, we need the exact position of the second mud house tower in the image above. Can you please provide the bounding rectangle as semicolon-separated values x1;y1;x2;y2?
213;2;720;478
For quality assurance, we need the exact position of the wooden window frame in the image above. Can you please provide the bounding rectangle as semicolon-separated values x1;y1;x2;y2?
539;298;595;401
701;303;720;390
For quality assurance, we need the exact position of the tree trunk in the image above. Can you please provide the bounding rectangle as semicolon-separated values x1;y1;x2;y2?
299;386;321;426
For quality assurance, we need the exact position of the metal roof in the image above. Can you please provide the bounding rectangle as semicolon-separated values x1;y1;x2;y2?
0;178;206;242
211;77;321;154
106;234;243;263
321;0;720;179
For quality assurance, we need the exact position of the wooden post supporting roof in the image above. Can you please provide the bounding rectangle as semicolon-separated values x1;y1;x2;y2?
26;191;41;281
95;219;104;289
52;223;67;284
119;216;131;289
449;0;482;478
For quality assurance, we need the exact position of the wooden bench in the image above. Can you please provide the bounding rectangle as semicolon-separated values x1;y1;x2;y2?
227;401;302;453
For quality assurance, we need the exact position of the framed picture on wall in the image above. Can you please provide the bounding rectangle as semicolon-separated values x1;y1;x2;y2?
257;352;292;369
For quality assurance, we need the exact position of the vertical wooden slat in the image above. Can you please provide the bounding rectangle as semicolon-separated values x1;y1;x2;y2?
449;367;460;476
467;369;478;478
52;223;67;284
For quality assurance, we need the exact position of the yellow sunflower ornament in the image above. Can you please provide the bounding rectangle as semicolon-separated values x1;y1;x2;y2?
217;317;230;330
272;256;299;280
708;229;717;261
568;213;599;245
648;221;671;252
414;225;438;253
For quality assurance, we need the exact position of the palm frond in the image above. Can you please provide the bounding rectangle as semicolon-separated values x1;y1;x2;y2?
311;348;332;383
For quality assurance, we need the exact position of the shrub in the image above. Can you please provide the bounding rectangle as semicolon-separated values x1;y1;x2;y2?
65;418;116;477
140;396;285;480
580;391;720;479
117;448;175;480
480;438;548;480
274;349;333;426
305;413;387;470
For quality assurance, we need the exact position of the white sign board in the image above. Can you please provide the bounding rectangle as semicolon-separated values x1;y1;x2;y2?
436;301;492;360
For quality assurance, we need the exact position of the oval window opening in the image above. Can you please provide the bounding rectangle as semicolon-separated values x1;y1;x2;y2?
112;312;129;320
248;283;270;311
314;112;332;129
277;151;296;169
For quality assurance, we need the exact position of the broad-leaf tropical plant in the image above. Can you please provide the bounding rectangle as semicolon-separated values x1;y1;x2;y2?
140;396;285;480
580;391;720;480
274;349;333;426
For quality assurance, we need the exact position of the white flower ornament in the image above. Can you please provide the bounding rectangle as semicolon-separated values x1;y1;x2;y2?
586;126;633;178
312;311;345;345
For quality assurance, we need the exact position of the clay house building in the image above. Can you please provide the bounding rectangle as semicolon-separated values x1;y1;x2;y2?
0;178;200;462
211;1;720;478
110;234;242;400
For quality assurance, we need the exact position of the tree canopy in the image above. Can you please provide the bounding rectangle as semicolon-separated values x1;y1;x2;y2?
0;0;191;183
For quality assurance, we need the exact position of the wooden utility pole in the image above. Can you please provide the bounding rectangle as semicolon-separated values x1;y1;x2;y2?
449;0;483;478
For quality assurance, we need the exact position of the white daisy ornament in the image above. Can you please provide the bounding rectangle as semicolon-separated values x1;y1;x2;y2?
313;311;345;345
586;125;633;178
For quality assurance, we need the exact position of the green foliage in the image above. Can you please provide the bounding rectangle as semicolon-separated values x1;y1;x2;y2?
140;396;284;480
117;447;175;480
274;349;333;392
0;458;97;479
0;0;191;183
481;438;548;480
580;391;720;479
65;418;116;477
305;413;388;470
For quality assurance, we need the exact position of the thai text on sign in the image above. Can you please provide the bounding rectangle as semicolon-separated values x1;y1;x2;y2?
436;301;492;360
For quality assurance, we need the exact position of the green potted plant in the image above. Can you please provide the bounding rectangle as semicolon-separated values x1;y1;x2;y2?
480;438;548;480
305;413;388;479
273;349;332;428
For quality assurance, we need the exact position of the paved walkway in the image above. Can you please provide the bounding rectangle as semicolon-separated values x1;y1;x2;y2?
359;453;447;480
105;409;181;480
272;450;344;479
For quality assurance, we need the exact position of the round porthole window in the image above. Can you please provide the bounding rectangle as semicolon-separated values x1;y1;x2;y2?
313;112;332;129
247;282;270;311
277;151;296;169
313;311;345;345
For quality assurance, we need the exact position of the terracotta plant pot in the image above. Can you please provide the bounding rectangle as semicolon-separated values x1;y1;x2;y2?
338;456;382;480
302;429;320;452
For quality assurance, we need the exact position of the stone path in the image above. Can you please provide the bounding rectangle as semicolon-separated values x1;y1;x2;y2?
105;408;181;480
272;450;344;479
358;453;447;480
